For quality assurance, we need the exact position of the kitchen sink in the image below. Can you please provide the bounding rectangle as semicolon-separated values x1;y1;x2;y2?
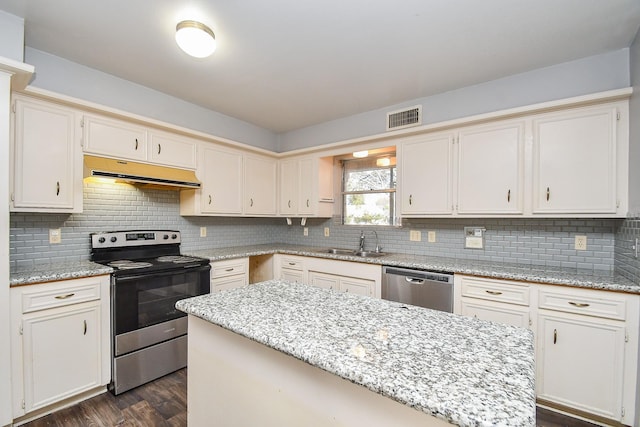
354;251;386;258
325;248;386;257
326;248;357;255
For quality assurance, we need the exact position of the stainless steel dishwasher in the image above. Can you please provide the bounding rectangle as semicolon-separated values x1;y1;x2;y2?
381;266;454;312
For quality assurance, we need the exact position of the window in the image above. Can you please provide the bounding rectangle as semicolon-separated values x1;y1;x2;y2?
342;155;397;226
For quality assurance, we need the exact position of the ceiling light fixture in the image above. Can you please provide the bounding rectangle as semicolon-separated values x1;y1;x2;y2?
175;20;216;58
352;150;369;158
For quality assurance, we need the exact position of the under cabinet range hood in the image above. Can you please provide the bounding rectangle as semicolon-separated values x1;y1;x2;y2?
83;155;201;189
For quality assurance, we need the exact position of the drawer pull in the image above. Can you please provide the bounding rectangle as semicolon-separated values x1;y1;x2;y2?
288;262;296;266
485;290;503;296
568;301;590;308
225;268;234;272
54;293;75;300
553;328;557;344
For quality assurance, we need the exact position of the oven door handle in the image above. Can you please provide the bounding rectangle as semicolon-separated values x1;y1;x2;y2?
116;265;211;282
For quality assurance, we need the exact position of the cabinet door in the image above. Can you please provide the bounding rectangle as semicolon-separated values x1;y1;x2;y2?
340;277;374;297
200;146;242;214
148;131;197;169
280;269;303;283
279;159;298;215
12;97;80;211
537;311;625;420
308;271;339;291
532;106;617;214
22;303;101;412
298;158;315;215
457;121;524;214
83;114;147;161
461;299;531;329
400;133;454;215
244;154;277;215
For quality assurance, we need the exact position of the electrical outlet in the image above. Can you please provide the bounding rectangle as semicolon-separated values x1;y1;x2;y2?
49;228;61;244
409;230;421;242
303;227;309;236
427;231;436;243
575;235;587;251
200;227;207;237
324;227;330;237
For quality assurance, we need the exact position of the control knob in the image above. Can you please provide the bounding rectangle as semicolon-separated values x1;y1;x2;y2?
171;234;178;239
163;234;169;240
98;237;106;244
110;236;117;243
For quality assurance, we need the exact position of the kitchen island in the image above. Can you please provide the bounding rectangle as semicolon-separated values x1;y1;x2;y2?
176;279;535;426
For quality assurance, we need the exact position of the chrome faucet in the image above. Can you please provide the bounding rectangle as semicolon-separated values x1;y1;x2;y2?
372;230;382;253
358;230;365;252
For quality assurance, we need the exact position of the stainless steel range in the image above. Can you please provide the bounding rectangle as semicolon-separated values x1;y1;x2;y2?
90;230;210;395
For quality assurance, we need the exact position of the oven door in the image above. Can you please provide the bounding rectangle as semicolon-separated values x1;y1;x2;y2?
113;265;210;337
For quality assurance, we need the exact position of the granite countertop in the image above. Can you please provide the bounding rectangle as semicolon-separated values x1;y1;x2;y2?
176;279;536;426
185;243;640;294
10;260;113;286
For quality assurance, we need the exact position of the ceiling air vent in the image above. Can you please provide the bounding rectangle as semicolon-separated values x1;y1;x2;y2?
386;105;422;131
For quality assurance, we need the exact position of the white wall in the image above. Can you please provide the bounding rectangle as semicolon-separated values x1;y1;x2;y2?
24;48;279;152
278;49;631;152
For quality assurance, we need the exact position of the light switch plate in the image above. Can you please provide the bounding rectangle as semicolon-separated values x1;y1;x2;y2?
575;235;587;250
409;230;421;242
427;231;436;243
303;227;309;236
324;227;330;237
200;227;207;237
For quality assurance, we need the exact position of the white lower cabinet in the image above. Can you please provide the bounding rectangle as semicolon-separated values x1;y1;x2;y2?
10;275;111;419
210;258;249;292
274;255;381;298
455;274;639;425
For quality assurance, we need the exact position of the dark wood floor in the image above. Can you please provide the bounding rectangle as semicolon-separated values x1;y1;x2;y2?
22;368;599;427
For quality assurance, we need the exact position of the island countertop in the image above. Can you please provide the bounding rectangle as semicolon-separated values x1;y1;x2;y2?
176;279;536;426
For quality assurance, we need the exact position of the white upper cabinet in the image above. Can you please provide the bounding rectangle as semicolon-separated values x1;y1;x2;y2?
11;95;83;213
399;132;454;215
457;120;525;214
244;154;277;215
201;146;243;215
532;105;619;215
398;99;628;218
83;114;148;161
278;156;334;217
148;130;197;169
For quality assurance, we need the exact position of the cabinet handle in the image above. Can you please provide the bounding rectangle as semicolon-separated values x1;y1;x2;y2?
288;200;291;208
158;144;161;155
208;195;212;205
56;181;60;196
83;320;87;335
546;187;550;201
306;199;310;208
507;189;510;203
288;262;296;266
568;301;590;308
250;198;254;207
225;268;234;272
135;138;139;150
485;290;503;295
54;293;75;300
553;328;557;344
409;194;413;205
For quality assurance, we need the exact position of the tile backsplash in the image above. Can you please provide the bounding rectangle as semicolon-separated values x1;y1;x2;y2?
9;181;638;281
615;217;640;281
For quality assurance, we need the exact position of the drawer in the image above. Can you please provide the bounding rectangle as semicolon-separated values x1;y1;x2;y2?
280;256;304;271
460;276;530;306
211;275;248;292
21;277;103;313
538;286;626;321
210;258;248;279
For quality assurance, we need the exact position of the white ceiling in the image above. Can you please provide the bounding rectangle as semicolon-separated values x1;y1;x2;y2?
2;1;640;133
